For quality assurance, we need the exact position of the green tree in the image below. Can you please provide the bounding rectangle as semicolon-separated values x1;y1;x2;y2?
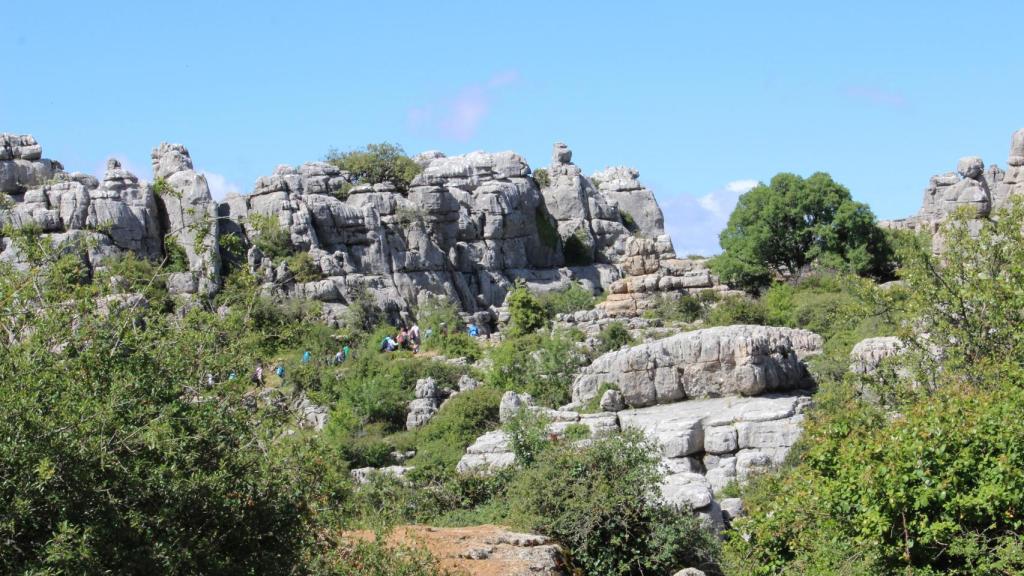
506;282;547;336
325;143;421;193
722;201;1024;575
712;172;893;292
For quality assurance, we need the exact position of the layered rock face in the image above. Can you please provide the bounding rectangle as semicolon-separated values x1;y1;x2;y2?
458;390;812;524
571;325;823;408
0;134;685;320
885;128;1024;244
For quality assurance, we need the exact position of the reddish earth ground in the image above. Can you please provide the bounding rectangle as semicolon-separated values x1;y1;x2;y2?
345;524;567;576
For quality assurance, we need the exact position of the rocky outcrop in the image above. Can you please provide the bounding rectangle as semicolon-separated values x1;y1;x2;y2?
598;238;734;317
457;391;812;525
849;336;905;374
1;134;688;321
406;377;450;430
571;325;823;408
884;129;1024;248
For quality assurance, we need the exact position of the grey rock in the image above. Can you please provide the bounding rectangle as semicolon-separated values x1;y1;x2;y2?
850;336;905;374
499;390;536;423
573;325;821;408
599;388;626;411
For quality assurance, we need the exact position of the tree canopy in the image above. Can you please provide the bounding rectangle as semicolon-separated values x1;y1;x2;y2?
712;172;893;292
325;142;421;193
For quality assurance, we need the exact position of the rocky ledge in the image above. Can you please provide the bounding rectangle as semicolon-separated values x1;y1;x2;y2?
571;324;823;408
458;390;811;527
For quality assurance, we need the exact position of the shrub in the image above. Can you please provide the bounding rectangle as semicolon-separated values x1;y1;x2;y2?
0;252;347;573
533;168;550;188
506;282;547;336
405;386;502;478
534;206;560;250
537;281;596;317
325;143;421;192
249;213;293;260
595;321;633;354
706;294;768;326
620;210;638;233
287;251;321;283
505;430;720;575
486;331;587;407
563;228;593;266
504;408;551;467
163;235;189;273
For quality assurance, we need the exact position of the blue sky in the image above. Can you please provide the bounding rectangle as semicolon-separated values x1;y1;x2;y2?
4;1;1023;254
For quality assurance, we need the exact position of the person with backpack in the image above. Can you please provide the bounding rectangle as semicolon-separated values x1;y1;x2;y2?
275;361;285;382
302;350;311;364
252;363;264;386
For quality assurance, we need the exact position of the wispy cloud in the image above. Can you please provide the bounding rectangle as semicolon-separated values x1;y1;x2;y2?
843;85;908;108
408;70;520;142
200;171;242;200
659;179;755;256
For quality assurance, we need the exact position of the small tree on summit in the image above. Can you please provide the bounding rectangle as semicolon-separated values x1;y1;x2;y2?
325;142;421;193
711;172;893;292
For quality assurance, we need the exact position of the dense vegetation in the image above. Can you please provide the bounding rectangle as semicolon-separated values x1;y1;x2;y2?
712;172;894;292
721;203;1024;575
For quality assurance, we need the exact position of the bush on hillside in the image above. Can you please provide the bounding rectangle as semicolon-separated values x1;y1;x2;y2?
0;231;348;574
506;430;721;576
595;321;633;354
722;202;1024;575
506;281;547;336
487;331;587;407
537;281;597;317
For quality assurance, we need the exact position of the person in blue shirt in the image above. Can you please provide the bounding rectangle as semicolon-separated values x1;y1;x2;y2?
302;350;311;364
467;323;479;337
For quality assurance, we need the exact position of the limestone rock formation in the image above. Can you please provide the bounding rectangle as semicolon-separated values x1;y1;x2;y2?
571;325;822;408
406;377;451;430
457;391;812;523
0;133;689;321
884;128;1024;250
849;336;905;374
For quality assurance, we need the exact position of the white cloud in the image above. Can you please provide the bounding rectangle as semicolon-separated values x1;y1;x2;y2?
658;182;751;257
200;171;242;200
725;179;758;194
408;70;520;142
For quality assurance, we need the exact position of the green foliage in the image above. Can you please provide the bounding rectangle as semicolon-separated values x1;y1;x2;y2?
504;408;551;467
249;213;294;260
712;172;894;292
644;291;719;323
619;210;638;233
162;235;190;273
344;289;386;334
563;227;594;266
325;142;421;193
722;203;1024;575
403;386;502;479
414;297;481;361
286;251;321;283
0;248;348;573
595;321;633;354
151;176;178;199
534;206;560;249
506;281;547;336
486;331;587;407
706;294;768;326
533;167;550;188
505;430;721;576
319;538;444;576
537;281;597;317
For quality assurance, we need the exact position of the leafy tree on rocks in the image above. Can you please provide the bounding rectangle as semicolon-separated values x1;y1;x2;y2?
325;142;421;193
712;172;893;292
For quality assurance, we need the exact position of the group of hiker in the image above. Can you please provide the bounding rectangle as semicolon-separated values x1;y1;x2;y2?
247;319;487;386
380;324;421;353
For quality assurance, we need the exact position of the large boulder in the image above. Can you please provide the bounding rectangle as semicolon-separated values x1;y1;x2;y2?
572;325;822;408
